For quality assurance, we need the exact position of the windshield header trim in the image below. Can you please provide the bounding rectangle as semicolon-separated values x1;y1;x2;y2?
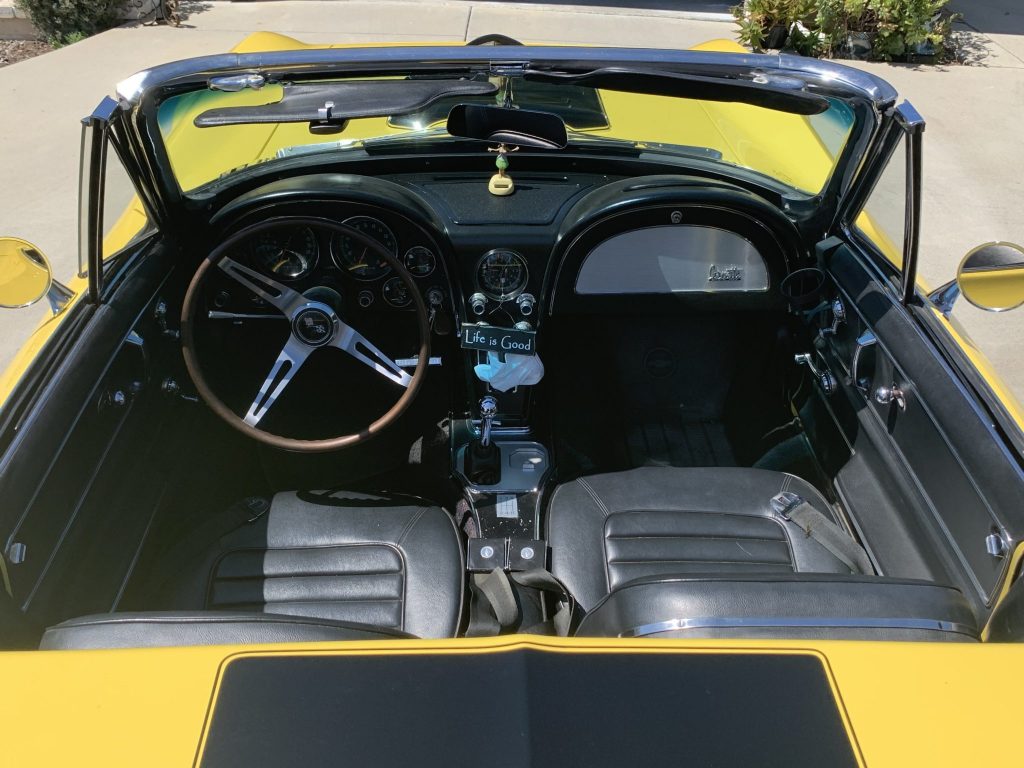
117;46;898;108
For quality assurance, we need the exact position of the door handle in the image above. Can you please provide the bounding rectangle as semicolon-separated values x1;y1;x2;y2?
850;329;877;395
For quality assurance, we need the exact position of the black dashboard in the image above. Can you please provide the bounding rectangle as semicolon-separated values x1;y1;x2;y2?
205;171;805;332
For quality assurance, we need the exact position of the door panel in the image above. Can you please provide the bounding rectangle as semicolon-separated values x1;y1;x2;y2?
0;243;179;627
817;241;1024;608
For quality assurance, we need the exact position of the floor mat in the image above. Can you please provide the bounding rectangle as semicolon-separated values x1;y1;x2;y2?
625;415;735;468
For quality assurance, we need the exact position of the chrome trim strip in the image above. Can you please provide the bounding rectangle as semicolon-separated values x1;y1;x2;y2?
621;616;976;638
115;46;898;105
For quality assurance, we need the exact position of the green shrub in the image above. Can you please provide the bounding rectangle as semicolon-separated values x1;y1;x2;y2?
733;0;953;61
16;0;123;46
733;0;820;53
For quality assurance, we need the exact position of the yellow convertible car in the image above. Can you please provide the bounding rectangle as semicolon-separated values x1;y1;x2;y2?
1;32;1024;766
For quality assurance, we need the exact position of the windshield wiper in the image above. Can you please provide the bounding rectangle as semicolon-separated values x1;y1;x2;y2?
564;132;722;160
273;126;450;160
272;127;722;164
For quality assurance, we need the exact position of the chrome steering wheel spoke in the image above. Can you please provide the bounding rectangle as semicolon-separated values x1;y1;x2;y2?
219;256;306;316
332;320;413;388
244;333;314;426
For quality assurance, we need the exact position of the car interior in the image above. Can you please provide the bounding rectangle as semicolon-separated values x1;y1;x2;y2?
2;91;1024;651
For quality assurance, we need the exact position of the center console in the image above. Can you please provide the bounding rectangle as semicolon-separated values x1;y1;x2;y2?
453;399;550;575
451;243;552;573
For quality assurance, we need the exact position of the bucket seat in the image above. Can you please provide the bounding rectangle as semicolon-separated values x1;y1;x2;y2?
41;489;464;649
547;467;977;641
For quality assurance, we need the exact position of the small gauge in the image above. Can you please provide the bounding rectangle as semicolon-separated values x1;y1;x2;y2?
331;216;397;280
382;277;413;308
252;226;318;280
477;249;528;300
403;245;436;278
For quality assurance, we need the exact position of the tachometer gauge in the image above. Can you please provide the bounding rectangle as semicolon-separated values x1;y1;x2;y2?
382;276;413;308
403;245;436;278
477;249;528;300
252;226;318;280
331;216;397;280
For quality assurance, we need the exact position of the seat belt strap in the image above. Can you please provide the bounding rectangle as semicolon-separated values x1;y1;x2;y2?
510;568;580;637
466;567;581;637
771;492;874;575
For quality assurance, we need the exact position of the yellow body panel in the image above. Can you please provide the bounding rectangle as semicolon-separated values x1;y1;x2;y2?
0;635;1021;766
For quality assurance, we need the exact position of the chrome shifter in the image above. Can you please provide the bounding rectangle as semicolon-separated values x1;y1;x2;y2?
465;396;501;485
479;395;498;447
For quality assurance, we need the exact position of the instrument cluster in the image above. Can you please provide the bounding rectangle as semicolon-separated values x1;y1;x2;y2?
226;210;448;312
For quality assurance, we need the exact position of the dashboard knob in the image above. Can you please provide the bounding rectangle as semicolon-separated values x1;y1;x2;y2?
357;290;374;308
469;292;488;316
516;292;536;316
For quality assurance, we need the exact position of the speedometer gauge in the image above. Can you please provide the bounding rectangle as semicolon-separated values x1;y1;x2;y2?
477;249;528;300
331;216;397;281
252;226;318;280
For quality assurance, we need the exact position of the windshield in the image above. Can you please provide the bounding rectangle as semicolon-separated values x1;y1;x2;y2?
157;75;855;194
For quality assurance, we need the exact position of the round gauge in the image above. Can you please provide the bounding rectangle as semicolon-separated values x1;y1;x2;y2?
404;245;436;278
252;226;318;280
382;276;412;308
477;249;528;300
331;216;397;280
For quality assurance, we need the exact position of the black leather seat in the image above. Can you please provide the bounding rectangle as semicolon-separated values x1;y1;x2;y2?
548;467;977;641
548;467;865;612
42;489;464;649
575;575;978;641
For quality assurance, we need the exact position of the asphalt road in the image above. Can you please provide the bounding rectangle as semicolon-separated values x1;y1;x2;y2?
0;0;1021;406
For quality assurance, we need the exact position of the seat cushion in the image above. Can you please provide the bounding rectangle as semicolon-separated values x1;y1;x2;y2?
575;574;978;641
154;490;464;639
548;467;863;611
40;611;410;650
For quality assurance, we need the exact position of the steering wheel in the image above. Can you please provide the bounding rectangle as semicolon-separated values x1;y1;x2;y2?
181;218;430;452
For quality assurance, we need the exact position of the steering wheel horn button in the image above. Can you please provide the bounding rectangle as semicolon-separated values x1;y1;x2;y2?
292;305;336;347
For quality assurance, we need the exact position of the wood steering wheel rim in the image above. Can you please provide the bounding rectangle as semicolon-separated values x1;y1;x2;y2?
181;217;430;453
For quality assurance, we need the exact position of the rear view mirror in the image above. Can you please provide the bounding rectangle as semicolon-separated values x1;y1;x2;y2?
0;237;52;309
446;104;568;149
956;242;1024;312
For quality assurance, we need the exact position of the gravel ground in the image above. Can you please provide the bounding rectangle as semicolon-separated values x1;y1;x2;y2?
0;39;52;68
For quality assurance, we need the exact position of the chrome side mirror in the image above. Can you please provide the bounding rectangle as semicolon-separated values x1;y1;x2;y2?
929;242;1024;316
957;242;1024;312
0;237;72;313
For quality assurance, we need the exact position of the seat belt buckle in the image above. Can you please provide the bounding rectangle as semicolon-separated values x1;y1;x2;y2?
244;496;271;523
770;491;802;521
508;539;546;572
468;538;508;572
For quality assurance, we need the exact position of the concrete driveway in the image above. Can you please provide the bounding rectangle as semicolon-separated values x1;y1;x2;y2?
0;0;1021;404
